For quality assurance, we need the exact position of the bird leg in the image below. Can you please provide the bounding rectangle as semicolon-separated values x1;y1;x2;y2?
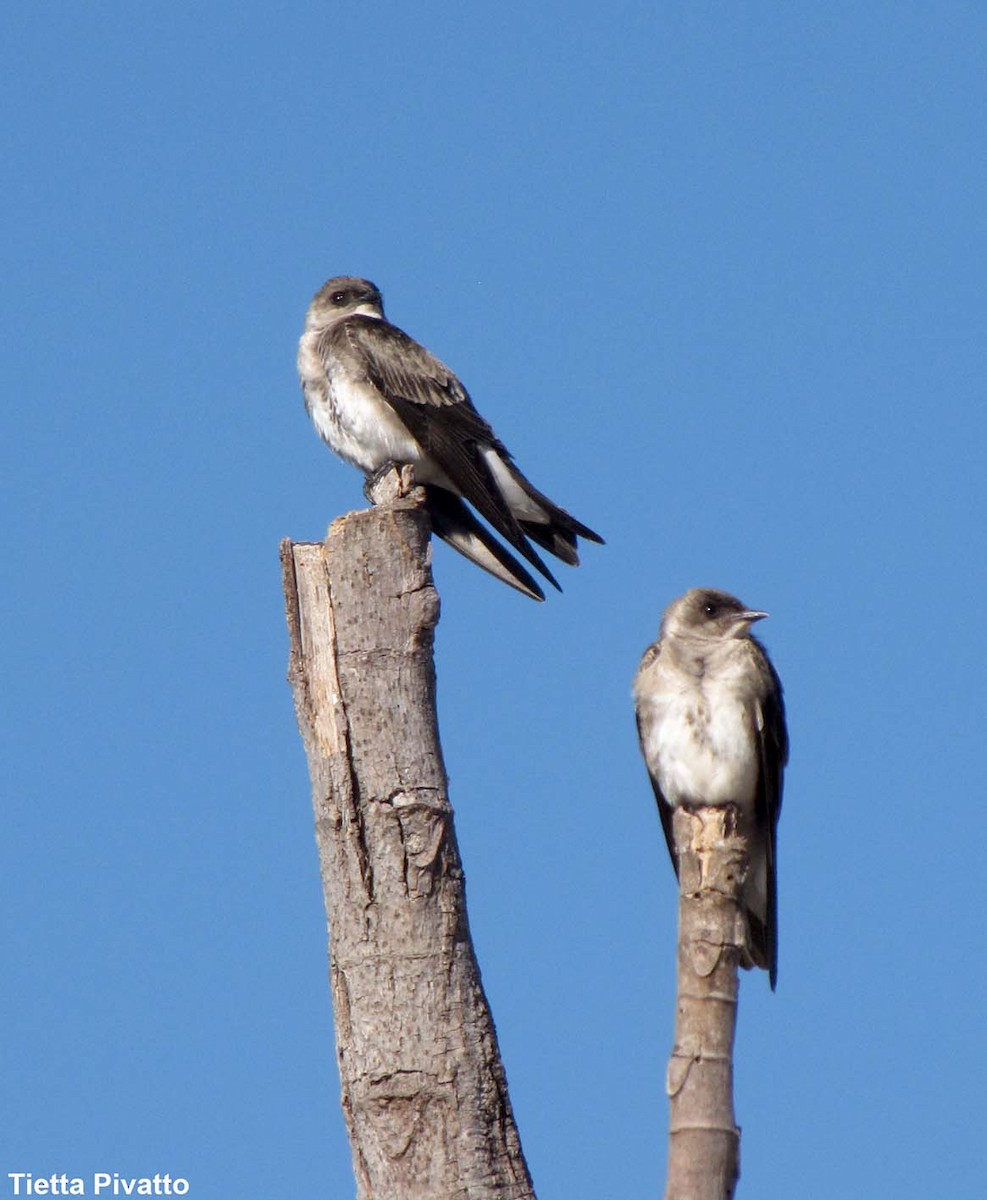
364;462;418;505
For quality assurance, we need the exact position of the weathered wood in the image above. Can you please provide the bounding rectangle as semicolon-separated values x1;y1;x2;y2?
281;468;536;1200
665;807;745;1200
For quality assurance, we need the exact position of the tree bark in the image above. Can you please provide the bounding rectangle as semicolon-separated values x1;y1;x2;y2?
664;806;746;1200
280;467;536;1200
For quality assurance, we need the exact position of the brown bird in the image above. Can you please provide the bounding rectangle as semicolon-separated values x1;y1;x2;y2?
297;275;603;600
634;588;788;988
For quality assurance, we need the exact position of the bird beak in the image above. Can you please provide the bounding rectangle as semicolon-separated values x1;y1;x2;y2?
740;610;769;624
353;302;383;319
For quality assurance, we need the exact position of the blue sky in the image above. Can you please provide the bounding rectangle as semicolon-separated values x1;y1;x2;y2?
3;4;984;1197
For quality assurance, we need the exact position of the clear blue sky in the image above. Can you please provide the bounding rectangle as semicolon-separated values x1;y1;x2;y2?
3;4;984;1198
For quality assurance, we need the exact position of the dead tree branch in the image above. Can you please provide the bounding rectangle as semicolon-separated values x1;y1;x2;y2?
665;806;746;1200
280;468;536;1200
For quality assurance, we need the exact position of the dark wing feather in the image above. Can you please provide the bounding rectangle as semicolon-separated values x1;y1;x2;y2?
752;643;788;990
634;642;679;877
344;317;560;589
512;469;605;563
424;486;546;601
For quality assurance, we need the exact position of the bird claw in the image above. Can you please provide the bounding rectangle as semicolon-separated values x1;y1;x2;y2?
364;462;418;506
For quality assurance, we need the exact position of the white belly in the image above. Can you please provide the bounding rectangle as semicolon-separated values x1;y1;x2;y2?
310;376;423;473
298;334;456;486
647;691;758;809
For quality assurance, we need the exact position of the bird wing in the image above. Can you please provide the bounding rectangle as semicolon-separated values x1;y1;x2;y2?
634;641;679;876
341;316;562;589
340;316;565;590
751;643;788;989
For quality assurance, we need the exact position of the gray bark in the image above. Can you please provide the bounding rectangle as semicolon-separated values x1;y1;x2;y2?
664;806;745;1200
280;467;536;1200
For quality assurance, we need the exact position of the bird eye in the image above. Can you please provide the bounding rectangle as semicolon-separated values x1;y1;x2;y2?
703;602;717;617
331;291;346;305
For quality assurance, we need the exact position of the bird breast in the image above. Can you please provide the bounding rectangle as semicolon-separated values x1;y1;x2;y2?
298;334;425;475
646;685;759;809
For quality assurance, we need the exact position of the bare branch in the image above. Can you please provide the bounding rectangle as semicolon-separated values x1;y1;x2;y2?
280;470;535;1200
665;806;745;1200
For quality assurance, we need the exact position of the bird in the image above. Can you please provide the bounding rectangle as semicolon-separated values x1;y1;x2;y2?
633;588;788;988
297;276;603;600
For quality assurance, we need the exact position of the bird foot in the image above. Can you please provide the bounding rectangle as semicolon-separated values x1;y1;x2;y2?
364;462;419;506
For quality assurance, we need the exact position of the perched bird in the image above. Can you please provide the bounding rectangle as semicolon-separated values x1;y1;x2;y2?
297;276;603;600
633;588;788;988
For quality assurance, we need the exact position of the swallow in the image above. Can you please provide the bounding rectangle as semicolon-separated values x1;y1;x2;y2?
298;276;603;599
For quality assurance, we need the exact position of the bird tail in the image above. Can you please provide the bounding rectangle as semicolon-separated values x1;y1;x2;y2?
493;460;605;566
425;486;548;601
745;911;777;990
743;844;778;990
